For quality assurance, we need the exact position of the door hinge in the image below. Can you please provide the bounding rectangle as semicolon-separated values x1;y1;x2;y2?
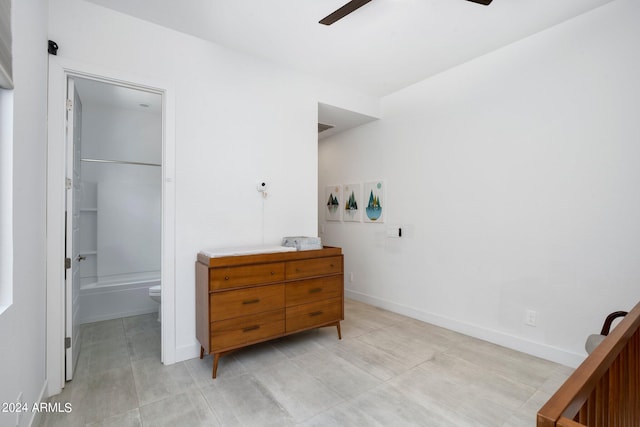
66;99;73;112
65;337;71;349
66;177;72;190
65;258;71;269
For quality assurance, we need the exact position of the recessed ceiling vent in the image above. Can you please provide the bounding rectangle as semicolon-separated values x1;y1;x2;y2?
318;123;335;133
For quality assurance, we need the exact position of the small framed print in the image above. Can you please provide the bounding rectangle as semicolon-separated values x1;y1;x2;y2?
363;181;384;223
343;183;361;222
325;185;342;221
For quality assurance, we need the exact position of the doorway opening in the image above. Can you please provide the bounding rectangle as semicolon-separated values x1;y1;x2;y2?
65;76;162;381
66;77;163;379
72;77;162;322
46;57;176;397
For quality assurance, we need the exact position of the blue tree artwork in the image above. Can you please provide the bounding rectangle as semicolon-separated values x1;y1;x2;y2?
364;181;384;223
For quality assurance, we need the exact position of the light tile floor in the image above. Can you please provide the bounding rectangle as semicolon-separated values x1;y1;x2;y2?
37;299;573;427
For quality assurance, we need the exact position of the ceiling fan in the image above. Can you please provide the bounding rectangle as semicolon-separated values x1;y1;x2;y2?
319;0;493;26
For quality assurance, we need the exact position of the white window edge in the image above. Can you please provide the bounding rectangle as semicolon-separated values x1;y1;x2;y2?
0;88;13;315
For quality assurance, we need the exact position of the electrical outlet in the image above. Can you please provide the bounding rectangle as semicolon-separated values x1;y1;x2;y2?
525;309;537;327
385;226;402;238
349;272;354;282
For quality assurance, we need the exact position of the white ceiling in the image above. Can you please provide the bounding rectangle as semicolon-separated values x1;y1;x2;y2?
86;0;614;97
84;0;614;136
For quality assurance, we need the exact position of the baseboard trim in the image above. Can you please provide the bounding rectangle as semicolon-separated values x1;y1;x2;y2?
175;342;201;363
28;380;48;426
345;289;585;368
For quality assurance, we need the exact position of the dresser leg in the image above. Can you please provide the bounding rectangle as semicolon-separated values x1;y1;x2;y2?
212;353;220;379
200;346;205;359
336;322;342;340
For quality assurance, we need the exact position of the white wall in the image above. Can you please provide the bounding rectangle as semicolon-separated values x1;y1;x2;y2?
81;102;162;165
48;0;378;362
319;0;640;367
0;0;49;425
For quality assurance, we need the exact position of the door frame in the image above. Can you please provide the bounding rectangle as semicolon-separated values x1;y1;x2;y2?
46;56;176;397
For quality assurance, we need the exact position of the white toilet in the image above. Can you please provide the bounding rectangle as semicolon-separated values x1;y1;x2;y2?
148;285;161;322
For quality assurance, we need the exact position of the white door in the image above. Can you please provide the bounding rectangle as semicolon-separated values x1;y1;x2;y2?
65;78;82;381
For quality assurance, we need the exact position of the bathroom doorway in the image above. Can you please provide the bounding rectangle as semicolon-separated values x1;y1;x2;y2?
46;57;176;395
66;76;162;380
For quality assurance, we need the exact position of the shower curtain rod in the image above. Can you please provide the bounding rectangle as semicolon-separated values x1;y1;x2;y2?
81;158;161;167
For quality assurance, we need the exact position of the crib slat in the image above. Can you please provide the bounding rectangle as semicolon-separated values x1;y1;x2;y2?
537;302;640;427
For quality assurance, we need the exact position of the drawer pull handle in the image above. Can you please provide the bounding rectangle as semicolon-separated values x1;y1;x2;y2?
309;311;323;317
242;325;260;333
271;271;275;275
224;276;230;281
330;264;334;267
309;288;322;294
242;299;260;305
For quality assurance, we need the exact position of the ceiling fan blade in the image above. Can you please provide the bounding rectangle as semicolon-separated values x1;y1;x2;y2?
319;0;373;26
466;0;493;4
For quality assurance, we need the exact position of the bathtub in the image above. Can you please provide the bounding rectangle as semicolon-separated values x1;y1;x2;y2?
78;275;161;324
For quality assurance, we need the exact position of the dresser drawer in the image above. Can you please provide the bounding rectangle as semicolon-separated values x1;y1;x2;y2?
210;284;284;322
210;263;285;290
210;309;285;352
285;276;343;307
285;256;342;280
285;297;343;333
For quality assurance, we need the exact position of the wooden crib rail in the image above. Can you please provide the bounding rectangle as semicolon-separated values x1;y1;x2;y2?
537;301;640;427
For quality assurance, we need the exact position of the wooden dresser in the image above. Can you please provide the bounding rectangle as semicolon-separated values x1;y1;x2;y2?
196;246;344;378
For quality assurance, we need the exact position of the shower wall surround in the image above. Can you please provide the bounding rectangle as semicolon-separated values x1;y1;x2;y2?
77;93;162;323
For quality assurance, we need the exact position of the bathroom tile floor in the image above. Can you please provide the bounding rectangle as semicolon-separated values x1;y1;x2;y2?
37;299;573;427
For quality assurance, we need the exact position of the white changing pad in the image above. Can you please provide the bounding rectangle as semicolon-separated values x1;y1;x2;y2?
198;244;297;259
